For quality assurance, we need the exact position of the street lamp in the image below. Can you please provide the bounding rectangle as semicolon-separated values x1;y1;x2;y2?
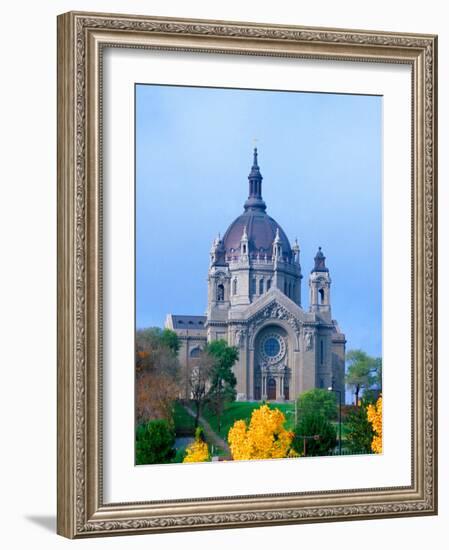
297;434;321;457
328;378;342;455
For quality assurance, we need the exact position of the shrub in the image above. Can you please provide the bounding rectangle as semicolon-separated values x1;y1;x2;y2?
296;388;337;421
367;396;382;453
172;447;187;463
228;404;295;460
293;412;337;457
345;401;374;453
135;419;176;465
183;427;210;463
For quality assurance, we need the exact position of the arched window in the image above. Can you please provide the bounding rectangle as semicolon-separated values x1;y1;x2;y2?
259;278;264;294
232;278;238;295
320;339;324;365
267;279;271;291
284;281;287;295
319;288;325;304
288;282;292;297
190;347;201;358
242;244;247;254
217;283;224;301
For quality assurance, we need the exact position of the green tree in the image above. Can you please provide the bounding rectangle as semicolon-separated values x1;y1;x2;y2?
136;327;180;356
205;340;238;434
296;388;337;422
292;412;337;457
373;357;382;388
159;328;181;355
345;401;375;453
361;388;381;405
345;350;380;407
135;419;176;465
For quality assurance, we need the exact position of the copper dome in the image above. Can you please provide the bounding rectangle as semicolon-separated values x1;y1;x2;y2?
222;210;292;260
220;148;292;262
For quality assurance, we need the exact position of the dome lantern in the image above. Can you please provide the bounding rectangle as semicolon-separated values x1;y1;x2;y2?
312;246;329;273
220;149;293;262
244;147;267;212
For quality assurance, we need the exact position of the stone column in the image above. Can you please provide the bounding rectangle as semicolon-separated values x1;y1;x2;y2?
248;348;255;400
262;375;267;401
238;339;248;399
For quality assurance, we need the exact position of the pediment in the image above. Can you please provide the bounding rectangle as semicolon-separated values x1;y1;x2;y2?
243;288;307;322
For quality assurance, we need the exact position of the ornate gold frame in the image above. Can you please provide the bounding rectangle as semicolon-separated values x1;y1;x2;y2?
57;11;438;538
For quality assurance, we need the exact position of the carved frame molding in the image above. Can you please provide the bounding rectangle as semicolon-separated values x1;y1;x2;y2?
57;11;437;538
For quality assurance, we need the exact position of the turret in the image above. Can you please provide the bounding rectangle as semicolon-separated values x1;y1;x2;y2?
210;234;220;266
309;247;331;316
292;238;300;264
272;227;282;262
240;225;249;260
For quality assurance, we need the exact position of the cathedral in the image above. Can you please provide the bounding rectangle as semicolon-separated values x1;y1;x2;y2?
165;149;346;402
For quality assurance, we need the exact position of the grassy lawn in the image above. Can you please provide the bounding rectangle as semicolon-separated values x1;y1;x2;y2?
172;400;196;435
201;401;296;440
173;399;364;458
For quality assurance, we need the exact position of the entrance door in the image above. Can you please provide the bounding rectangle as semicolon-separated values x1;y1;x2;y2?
267;378;276;400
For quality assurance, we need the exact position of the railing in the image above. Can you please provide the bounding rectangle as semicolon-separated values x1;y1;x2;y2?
329;448;375;456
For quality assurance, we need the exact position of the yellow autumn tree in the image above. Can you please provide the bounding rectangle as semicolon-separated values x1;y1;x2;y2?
183;428;210;463
367;396;382;454
228;404;295;460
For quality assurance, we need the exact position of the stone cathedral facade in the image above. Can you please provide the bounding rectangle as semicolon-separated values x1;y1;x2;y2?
166;149;346;402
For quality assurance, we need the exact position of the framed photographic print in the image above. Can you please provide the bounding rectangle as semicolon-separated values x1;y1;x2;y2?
57;11;438;538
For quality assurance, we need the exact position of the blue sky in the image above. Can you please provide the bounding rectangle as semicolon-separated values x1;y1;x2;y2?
136;84;382;358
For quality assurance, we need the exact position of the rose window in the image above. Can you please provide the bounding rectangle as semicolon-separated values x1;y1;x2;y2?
260;333;286;364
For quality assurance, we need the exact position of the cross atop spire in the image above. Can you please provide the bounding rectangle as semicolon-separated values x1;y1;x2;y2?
244;147;266;212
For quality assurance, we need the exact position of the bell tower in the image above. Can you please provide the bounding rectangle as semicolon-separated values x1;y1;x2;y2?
309;247;332;320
